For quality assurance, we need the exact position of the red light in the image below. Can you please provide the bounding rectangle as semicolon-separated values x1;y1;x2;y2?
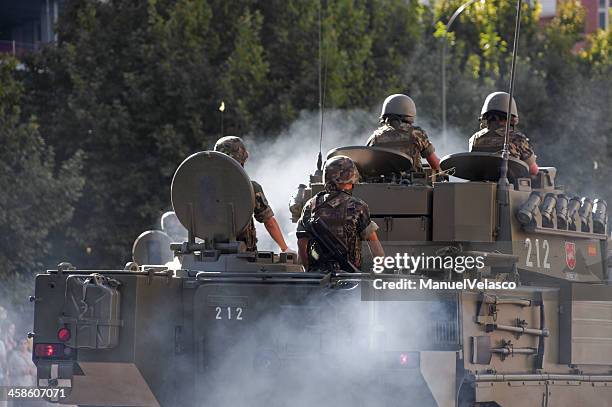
34;343;63;358
399;353;409;366
57;328;71;342
35;344;56;357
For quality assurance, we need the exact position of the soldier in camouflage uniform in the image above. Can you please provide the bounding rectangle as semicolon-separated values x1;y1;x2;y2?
366;94;441;172
214;136;290;252
469;91;539;175
296;155;384;272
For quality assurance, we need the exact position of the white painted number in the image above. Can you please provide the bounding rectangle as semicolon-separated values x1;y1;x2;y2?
525;238;533;267
214;306;244;321
524;238;551;269
542;240;551;269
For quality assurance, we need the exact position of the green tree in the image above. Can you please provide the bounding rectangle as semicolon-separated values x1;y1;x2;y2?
23;0;220;267
0;56;83;305
221;9;270;132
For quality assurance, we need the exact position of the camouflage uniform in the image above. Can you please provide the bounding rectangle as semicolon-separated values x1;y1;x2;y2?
296;189;377;271
469;121;537;166
366;123;435;171
214;136;272;251
296;155;378;271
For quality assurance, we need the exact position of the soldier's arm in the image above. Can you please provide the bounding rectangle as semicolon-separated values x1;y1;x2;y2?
296;200;313;267
263;217;289;252
357;202;385;258
425;153;441;171
528;161;539;175
517;134;539;175
252;181;289;251
366;231;385;258
417;128;441;170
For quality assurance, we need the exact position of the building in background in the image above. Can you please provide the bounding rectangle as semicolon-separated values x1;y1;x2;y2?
539;0;610;33
0;0;63;56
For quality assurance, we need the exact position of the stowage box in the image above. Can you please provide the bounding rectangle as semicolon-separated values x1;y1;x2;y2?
433;182;497;242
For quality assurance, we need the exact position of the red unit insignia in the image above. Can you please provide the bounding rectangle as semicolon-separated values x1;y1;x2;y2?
565;242;576;270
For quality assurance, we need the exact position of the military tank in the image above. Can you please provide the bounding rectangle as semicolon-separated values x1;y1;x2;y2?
30;146;611;407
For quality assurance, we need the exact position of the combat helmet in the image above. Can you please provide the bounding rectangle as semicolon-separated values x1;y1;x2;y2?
480;91;518;120
323;155;359;186
380;94;417;120
214;136;249;165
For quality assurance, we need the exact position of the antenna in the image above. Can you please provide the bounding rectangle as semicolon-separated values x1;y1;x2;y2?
316;0;328;174
219;101;225;137
499;0;523;188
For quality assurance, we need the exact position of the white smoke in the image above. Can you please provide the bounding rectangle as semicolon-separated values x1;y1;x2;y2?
246;109;469;252
194;284;454;407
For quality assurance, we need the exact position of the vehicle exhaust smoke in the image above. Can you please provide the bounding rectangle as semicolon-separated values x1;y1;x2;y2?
246;109;468;251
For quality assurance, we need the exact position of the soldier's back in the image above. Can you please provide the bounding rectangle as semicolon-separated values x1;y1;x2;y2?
469;126;534;163
366;124;431;171
300;190;372;269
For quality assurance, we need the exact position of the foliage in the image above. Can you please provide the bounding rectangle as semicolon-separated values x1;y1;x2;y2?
0;55;83;306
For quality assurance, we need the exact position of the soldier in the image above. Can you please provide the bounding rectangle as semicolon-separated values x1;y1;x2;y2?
469;91;539;175
366;94;441;172
296;155;384;272
214;136;290;252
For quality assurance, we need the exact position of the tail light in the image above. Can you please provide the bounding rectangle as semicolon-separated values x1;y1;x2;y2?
57;327;71;342
385;351;420;369
34;344;64;358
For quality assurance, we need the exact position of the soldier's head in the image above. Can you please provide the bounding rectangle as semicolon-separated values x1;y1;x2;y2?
323;155;359;191
480;92;519;127
214;136;249;166
379;94;416;128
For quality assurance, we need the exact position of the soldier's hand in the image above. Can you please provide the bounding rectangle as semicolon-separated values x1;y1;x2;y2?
283;247;297;255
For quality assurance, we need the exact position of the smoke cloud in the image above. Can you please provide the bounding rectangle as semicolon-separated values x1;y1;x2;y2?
246;109;468;251
196;284;455;407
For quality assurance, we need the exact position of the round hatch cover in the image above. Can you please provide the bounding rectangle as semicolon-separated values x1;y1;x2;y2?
440;152;529;182
326;146;414;178
132;230;174;265
171;151;255;242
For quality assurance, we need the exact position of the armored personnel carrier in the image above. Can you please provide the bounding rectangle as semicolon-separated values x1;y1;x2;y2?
31;147;611;407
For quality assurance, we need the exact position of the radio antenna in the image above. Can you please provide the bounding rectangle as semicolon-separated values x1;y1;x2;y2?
499;0;523;188
316;0;328;175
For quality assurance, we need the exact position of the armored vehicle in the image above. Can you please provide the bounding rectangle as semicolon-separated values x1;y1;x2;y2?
31;147;611;407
